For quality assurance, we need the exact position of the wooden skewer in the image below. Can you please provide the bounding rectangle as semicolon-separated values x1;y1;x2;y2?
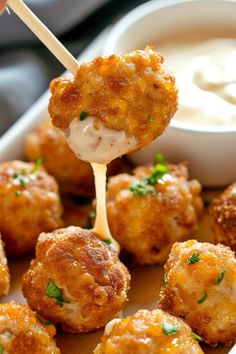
7;0;78;76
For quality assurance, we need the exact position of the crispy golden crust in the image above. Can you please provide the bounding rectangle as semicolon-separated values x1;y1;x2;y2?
49;48;177;148
22;227;130;333
0;234;10;296
211;183;236;251
26;120;131;197
0;301;60;354
158;240;236;346
94;309;203;354
0;160;64;256
106;163;203;265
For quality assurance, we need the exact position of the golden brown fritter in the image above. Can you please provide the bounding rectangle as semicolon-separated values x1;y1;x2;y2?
94;309;204;354
158;240;236;346
0;301;60;354
0;234;10;296
49;48;177;149
22;226;130;333
211;183;236;251
0;160;63;256
25;120;131;197
106;163;203;265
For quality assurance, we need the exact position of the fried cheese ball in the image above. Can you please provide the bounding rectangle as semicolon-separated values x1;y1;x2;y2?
158;240;236;346
22;226;130;333
211;183;236;251
49;48;177;150
0;234;10;296
106;163;203;265
0;160;63;255
0;301;60;354
26;120;130;197
94;309;204;354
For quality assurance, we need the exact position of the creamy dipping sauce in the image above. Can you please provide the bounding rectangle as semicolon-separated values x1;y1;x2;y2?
67;116;137;164
157;38;236;127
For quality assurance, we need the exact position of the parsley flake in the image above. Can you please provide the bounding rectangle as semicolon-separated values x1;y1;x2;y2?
130;153;169;196
80;112;87;121
215;270;226;285
15;191;21;196
162;322;179;336
42;321;55;326
186;253;200;265
31;157;43;174
13;172;19;179
0;344;3;354
147;115;152;123
45;280;69;306
197;290;208;304
192;332;203;342
19;177;27;188
88;210;96;219
104;239;112;245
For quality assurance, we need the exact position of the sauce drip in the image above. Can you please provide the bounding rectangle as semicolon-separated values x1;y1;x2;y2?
91;163;120;253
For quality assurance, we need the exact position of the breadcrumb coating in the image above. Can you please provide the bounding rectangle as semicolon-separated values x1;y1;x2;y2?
0;234;9;296
0;301;60;354
106;163;203;264
49;48;177;149
0;160;64;256
211;183;236;251
22;226;130;333
158;240;236;346
94;309;203;354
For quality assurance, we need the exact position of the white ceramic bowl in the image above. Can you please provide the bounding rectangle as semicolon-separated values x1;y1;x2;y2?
104;0;236;187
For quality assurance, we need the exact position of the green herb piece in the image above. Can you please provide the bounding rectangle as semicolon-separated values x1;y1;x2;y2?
147;115;152;123
80;112;87;121
162;322;179;336
215;270;226;285
88;210;96;219
192;332;203;342
31;157;43;174
130;181;157;196
45;280;69;306
129;153;169;196
0;344;4;354
13;172;19;179
186;253;200;265
19;177;27;188
15;191;21;196
42;321;55;326
197;290;208;304
104;239;112;245
232;188;236;197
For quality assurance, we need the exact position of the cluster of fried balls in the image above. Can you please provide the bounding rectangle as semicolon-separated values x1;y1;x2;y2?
0;49;235;353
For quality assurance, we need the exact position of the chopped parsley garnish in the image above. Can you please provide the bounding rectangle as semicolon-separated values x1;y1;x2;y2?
130;153;168;196
80;112;87;121
147;115;152;123
162;322;179;335
19;177;27;188
104;239;112;245
0;344;3;354
215;270;226;285
15;191;21;196
186;253;200;265
13;172;19;179
192;332;203;342
42;321;55;326
197;290;208;304
88;210;96;219
31;157;43;174
232;188;236;197
45;280;69;306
